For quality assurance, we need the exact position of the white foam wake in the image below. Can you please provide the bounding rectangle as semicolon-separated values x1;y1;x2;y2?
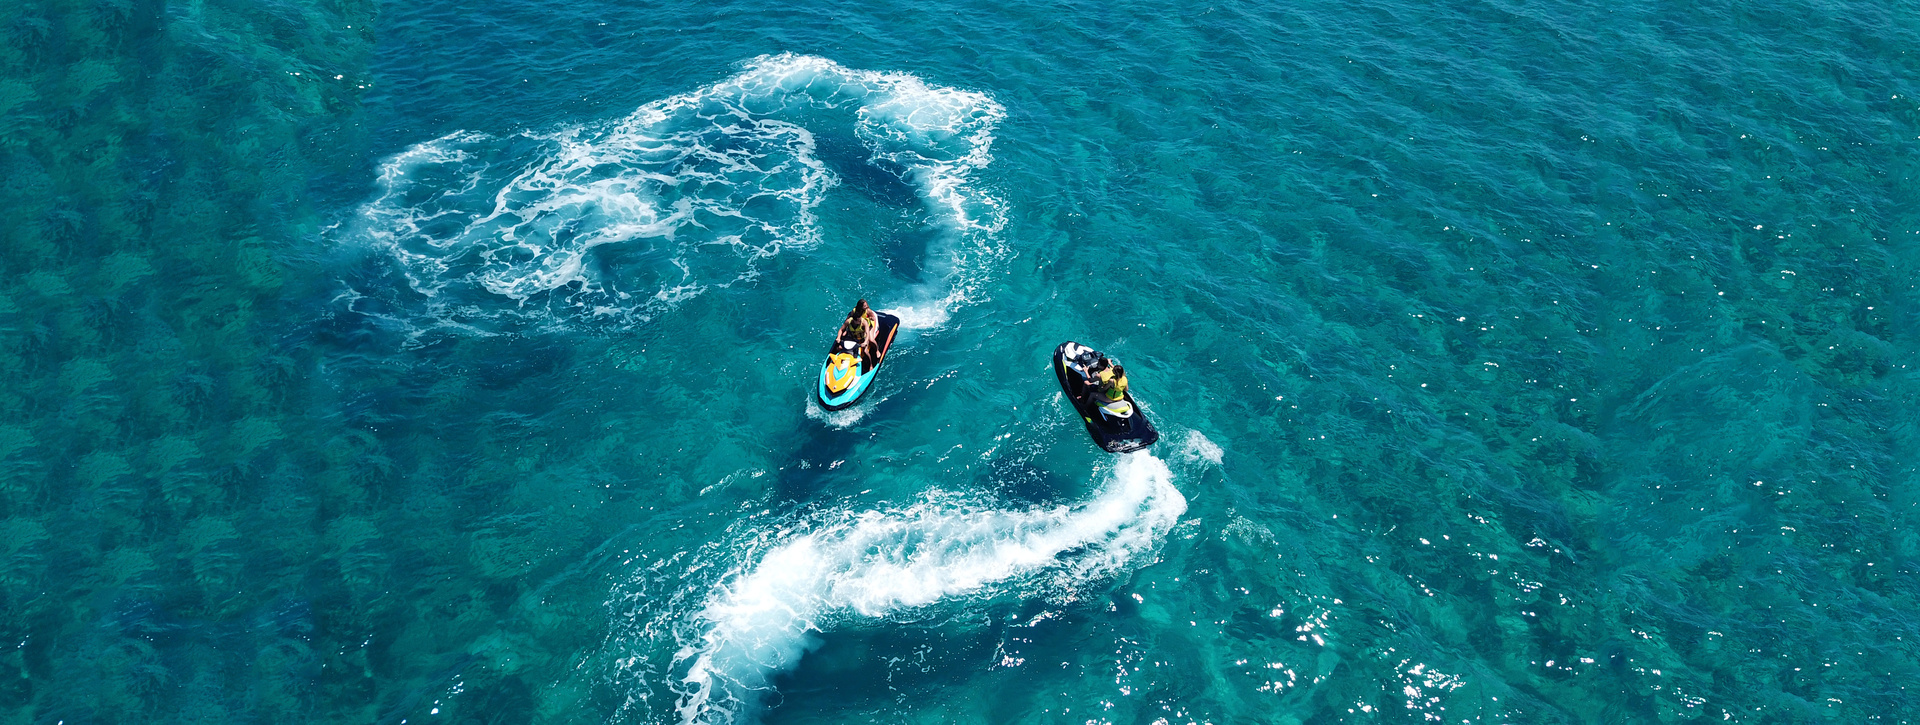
802;387;886;429
665;454;1185;724
342;54;1006;338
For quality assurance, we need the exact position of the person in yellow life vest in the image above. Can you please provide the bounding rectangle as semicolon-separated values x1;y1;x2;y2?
839;299;881;364
1098;364;1129;402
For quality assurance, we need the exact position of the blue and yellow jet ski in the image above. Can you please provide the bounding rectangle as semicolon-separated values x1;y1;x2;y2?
817;308;901;410
1054;341;1158;453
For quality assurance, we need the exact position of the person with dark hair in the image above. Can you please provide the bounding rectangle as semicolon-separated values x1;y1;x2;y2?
838;299;881;365
1098;364;1130;403
1076;355;1127;407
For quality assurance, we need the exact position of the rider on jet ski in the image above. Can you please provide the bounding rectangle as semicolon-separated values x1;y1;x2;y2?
1097;364;1129;401
1082;357;1133;419
838;299;881;366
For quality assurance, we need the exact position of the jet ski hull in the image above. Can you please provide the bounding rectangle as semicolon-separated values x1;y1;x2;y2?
817;312;901;410
1053;341;1158;453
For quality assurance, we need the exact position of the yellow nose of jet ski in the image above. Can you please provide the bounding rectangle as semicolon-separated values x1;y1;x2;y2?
825;353;859;393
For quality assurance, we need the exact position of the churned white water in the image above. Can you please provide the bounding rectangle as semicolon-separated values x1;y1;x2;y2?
617;453;1187;724
341;54;1005;338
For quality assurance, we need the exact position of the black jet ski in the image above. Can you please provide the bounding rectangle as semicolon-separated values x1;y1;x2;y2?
817;311;901;410
1053;341;1158;453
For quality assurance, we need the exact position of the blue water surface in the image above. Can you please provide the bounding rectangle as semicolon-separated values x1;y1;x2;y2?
4;0;1918;722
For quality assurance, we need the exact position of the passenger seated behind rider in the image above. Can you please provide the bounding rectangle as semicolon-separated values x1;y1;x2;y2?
839;299;881;364
1083;356;1127;403
1097;364;1129;404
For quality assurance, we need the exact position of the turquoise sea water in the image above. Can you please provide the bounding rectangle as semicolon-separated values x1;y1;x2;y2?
5;0;1920;722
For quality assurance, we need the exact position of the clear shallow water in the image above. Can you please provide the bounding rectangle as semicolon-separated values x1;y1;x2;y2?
4;0;1919;722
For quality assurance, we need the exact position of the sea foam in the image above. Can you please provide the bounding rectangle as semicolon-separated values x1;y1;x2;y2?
622;453;1186;724
341;54;1005;340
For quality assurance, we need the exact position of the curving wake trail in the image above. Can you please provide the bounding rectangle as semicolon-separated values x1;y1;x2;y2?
649;453;1187;724
340;54;1006;340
